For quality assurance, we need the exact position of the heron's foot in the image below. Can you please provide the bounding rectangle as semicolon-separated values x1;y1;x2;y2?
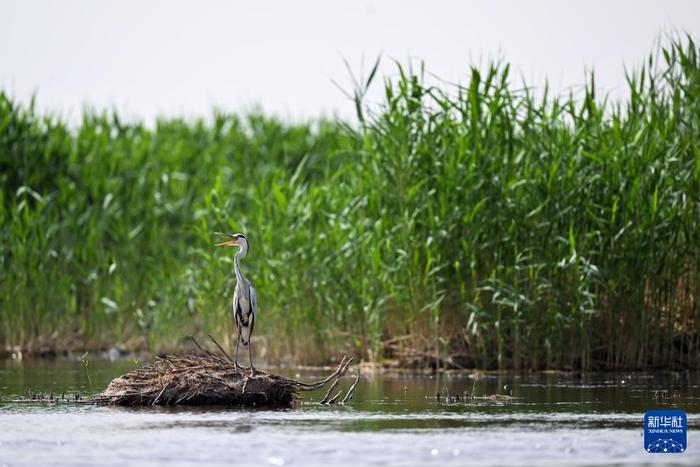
232;362;239;372
249;366;256;377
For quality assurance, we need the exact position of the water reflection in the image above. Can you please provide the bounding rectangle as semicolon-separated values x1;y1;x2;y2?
1;359;698;465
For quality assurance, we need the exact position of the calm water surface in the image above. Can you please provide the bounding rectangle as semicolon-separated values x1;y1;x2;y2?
1;359;698;466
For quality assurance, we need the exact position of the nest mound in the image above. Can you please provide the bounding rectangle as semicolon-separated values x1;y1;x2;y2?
95;352;355;407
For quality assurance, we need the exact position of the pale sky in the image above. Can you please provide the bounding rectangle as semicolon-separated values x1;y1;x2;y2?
2;0;700;124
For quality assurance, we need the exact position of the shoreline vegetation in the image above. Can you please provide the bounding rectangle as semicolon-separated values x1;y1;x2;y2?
1;38;698;370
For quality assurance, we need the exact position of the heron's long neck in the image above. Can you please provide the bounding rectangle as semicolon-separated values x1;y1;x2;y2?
234;250;245;285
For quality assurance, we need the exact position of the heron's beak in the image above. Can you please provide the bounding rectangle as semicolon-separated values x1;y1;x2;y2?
214;232;238;247
215;240;239;247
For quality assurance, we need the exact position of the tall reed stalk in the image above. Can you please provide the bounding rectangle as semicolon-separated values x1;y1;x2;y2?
1;37;698;369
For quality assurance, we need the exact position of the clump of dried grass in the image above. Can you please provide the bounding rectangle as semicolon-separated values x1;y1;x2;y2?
95;352;355;407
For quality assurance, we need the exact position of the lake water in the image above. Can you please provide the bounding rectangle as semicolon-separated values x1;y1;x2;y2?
1;359;698;466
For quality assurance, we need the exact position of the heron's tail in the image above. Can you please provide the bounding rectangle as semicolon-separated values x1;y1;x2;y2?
239;325;252;346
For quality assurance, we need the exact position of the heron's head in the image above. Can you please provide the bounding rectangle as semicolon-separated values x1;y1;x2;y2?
214;232;249;257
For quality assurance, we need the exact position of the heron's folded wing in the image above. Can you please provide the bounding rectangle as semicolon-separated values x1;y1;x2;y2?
249;284;257;335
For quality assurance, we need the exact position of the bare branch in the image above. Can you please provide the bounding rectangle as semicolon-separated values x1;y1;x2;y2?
320;378;341;404
208;334;233;362
341;369;360;404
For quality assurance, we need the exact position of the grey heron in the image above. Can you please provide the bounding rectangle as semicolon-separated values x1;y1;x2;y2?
215;232;257;375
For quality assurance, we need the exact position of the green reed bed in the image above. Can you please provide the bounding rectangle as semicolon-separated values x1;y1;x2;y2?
1;38;698;369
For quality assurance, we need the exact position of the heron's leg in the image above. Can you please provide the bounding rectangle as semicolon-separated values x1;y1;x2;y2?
248;340;255;376
234;335;240;371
